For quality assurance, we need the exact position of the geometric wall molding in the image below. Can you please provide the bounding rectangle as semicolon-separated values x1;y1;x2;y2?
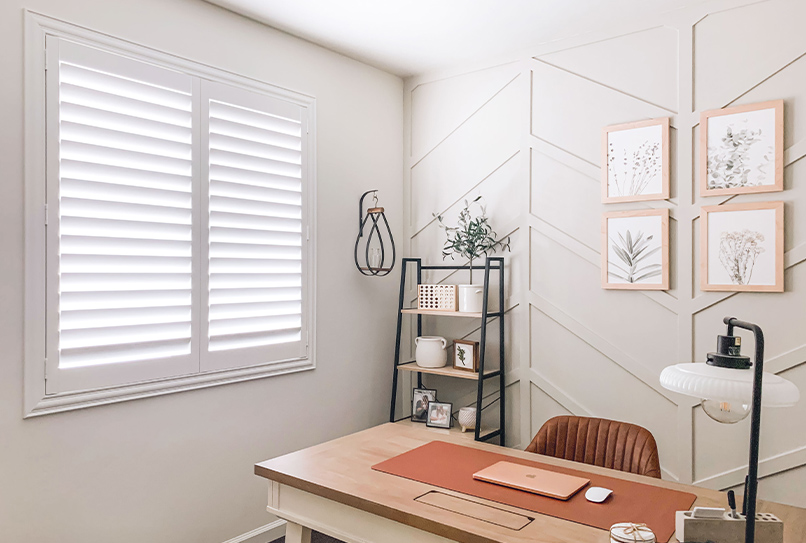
410;75;523;232
406;0;806;508
526;0;806;503
528;305;681;480
538;26;679;113
531;60;671;167
693;0;806;110
528;217;679;313
698;444;806;490
411;63;521;162
528;373;680;483
691;241;806;314
528;291;683;405
413;150;521;239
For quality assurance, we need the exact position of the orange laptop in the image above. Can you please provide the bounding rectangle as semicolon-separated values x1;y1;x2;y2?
472;461;590;500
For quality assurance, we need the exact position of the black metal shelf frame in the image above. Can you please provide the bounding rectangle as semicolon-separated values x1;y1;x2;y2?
389;256;506;444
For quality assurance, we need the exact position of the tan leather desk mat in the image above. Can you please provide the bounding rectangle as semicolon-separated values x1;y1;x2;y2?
372;441;696;542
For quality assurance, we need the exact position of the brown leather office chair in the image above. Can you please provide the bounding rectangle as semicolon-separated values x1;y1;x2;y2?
525;415;662;479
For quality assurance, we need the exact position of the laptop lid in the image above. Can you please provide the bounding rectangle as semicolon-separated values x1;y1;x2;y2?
472;461;590;500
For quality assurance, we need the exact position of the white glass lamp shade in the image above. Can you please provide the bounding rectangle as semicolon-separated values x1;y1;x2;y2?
660;363;800;407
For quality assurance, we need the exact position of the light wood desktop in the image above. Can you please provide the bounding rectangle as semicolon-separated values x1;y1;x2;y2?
254;421;806;543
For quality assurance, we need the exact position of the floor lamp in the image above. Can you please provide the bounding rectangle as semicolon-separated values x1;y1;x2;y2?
660;317;799;543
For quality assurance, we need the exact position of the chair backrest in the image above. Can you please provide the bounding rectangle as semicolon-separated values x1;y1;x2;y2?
525;415;661;479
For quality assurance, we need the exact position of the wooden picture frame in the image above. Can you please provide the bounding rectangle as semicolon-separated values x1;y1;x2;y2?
602;117;670;203
602;209;669;290
700;99;784;197
425;401;453;429
700;202;784;292
452;340;479;373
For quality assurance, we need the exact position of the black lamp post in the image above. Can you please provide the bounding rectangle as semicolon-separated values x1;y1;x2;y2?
660;317;799;543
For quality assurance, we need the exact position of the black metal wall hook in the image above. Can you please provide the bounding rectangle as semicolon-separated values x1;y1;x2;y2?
355;190;396;276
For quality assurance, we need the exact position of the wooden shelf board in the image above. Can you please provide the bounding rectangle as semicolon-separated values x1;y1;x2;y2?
401;308;483;318
396;361;488;380
393;418;494;442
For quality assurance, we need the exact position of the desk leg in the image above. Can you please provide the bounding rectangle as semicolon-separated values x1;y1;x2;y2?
285;522;312;543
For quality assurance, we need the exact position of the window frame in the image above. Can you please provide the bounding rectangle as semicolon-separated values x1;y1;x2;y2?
24;11;317;417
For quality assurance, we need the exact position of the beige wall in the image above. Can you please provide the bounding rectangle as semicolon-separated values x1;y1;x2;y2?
404;0;806;506
0;1;403;542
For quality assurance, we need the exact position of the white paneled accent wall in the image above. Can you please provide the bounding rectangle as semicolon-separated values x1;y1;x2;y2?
404;0;806;507
404;60;528;447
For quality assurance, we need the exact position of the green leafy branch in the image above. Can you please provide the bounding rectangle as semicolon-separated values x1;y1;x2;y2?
434;196;510;283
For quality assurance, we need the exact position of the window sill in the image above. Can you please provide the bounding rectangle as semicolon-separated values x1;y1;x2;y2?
25;357;314;418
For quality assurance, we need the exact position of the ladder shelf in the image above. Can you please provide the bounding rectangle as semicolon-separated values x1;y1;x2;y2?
389;257;506;444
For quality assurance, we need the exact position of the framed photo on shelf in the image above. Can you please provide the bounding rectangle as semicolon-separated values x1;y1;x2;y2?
602;208;669;290
426;401;453;429
700;99;784;197
411;388;437;423
602;117;670;203
453;340;479;372
701;202;784;292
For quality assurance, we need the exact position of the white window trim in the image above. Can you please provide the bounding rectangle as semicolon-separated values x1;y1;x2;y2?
23;11;317;418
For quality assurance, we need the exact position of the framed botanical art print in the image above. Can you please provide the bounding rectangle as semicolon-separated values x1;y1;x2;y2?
700;99;784;197
701;202;784;292
602;117;670;203
602;209;669;290
453;340;478;373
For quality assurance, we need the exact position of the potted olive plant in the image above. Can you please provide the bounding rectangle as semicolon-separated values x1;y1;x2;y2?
435;196;510;312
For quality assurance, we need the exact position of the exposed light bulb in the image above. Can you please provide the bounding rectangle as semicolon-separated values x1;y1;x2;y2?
702;399;751;424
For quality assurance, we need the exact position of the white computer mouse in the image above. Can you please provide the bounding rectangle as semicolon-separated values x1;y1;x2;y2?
585;486;613;503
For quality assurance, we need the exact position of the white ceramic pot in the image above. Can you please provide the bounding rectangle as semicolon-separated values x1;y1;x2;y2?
458;284;484;313
414;336;447;368
458;407;477;433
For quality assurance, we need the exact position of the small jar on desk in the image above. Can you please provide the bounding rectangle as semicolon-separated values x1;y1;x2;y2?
610;522;656;543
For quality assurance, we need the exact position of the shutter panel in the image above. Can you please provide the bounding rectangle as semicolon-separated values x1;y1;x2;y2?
45;38;199;393
201;82;309;370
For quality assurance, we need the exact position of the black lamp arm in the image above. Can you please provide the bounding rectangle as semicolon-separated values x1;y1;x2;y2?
723;316;764;543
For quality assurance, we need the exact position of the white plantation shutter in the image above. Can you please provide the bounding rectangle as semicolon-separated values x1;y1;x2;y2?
45;38;200;393
36;32;313;402
201;82;309;370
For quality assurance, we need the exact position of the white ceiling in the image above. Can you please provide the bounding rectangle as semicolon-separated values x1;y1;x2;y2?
206;0;717;78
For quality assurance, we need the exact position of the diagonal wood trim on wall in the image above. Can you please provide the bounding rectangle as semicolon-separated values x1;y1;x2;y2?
405;0;806;507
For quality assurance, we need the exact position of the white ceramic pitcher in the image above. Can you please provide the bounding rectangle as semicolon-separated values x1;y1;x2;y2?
414;336;448;368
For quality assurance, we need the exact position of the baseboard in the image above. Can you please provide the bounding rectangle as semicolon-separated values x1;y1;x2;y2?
222;520;287;543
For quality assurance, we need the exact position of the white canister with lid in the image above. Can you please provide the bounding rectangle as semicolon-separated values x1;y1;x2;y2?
415;336;448;368
457;284;484;313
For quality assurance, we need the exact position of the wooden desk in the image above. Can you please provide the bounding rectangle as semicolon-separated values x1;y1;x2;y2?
254;422;806;543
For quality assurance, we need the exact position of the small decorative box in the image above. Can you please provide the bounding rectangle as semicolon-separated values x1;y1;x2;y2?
417;284;458;312
610;522;656;543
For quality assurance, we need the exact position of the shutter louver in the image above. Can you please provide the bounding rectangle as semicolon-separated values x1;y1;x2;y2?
49;40;198;390
204;85;307;365
42;38;312;396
